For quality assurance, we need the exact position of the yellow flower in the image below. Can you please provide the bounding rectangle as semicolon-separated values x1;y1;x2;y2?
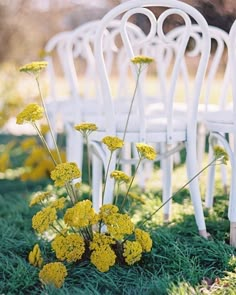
16;103;44;125
123;240;142;265
49;197;66;210
89;233;115;251
0;152;10;172
39;262;67;288
20;137;37;151
90;245;116;272
40;124;50;135
135;228;152;252
19;61;48;75
105;213;134;240
28;244;43;268
102;136;124;151
110;170;130;183
64;200;99;228
213;145;229;164
136;143;157;160
74;122;98;136
32;207;57;234
131;55;154;65
29;192;51;207
50;162;81;187
128;192;146;204
51;233;85;262
99;204;119;223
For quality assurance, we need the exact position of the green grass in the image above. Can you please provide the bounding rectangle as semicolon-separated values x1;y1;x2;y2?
1;135;236;294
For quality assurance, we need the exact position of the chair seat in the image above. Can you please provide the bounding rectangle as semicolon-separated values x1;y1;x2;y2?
204;110;235;133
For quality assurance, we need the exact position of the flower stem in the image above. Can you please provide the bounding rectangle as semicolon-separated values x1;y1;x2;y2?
35;77;62;164
85;134;92;200
140;158;217;227
32;122;57;166
102;151;113;205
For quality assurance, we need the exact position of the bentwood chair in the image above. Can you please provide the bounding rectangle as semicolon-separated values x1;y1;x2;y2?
204;19;236;246
89;0;210;238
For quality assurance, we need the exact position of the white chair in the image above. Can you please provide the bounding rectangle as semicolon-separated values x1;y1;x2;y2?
204;19;236;247
90;0;210;238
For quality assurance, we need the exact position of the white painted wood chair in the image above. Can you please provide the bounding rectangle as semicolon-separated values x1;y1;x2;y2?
204;19;236;246
90;0;210;238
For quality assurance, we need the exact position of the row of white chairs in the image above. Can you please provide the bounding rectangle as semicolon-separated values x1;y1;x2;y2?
43;0;236;245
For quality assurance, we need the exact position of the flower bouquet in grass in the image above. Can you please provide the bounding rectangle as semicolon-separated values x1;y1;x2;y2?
17;59;229;289
17;57;156;289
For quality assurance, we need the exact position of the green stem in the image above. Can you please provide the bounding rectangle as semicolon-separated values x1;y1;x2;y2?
35;77;62;164
85;134;92;200
140;158;217;227
65;183;75;205
102;151;113;205
32;122;57;166
116;65;142;169
120;157;142;210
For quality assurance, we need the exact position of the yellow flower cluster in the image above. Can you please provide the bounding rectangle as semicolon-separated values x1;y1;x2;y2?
135;229;152;252
19;61;48;74
102;136;124;151
49;197;66;210
90;233;115;250
128;192;146;204
39;262;67;288
213;145;229;164
90;245;116;272
32;207;57;234
29;191;51;207
64;199;99;228
51;162;81;187
123;240;142;265
28;244;43;267
16;103;44;125
99;204;119;223
74;122;98;135
105;213;134;240
20;137;37;151
136;143;157;160
40;124;50;135
51;233;85;262
131;55;154;65
0;152;9;172
110;170;130;183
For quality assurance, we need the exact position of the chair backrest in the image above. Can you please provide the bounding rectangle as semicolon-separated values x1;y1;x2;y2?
229;19;236;118
167;25;231;111
44;31;73;102
64;19;146;105
94;0;210;143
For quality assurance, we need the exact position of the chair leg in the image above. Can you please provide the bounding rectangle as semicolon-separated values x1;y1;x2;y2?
92;153;103;213
186;140;207;238
229;158;236;247
205;143;216;208
65;123;83;169
160;143;173;222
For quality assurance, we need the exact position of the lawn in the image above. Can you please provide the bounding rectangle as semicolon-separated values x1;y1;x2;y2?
1;133;236;295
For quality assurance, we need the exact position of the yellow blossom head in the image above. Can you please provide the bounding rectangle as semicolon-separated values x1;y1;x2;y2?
110;170;130;184
213;145;229;164
29;191;51;207
128;192;146;204
32;207;57;234
105;213;134;240
16;103;44;125
28;244;43;268
40;124;50;135
52;233;85;262
50;162;81;187
90;245;116;272
123;240;142;265
39;262;67;288
102;136;124;152
99;204;119;223
135;228;152;252
74;122;98;136
19;61;48;75
136;143;157;160
131;55;154;65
